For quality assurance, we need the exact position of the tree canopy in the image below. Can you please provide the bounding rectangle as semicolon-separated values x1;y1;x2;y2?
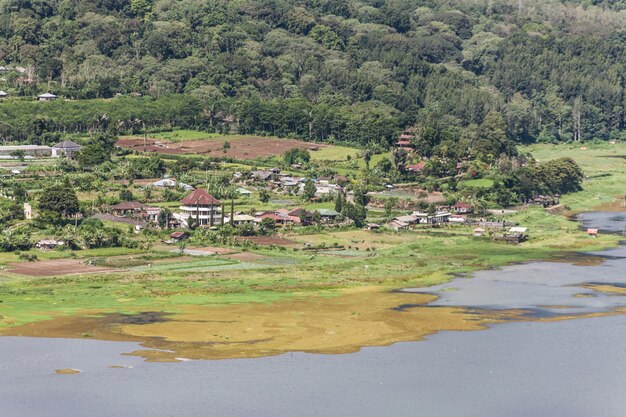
0;0;623;148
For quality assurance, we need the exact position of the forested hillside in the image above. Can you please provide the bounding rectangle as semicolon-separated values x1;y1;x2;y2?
0;0;625;150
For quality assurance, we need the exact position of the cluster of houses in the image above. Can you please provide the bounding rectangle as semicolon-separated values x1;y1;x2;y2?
248;168;346;198
385;202;530;243
386;202;474;230
0;140;81;159
173;189;342;228
0;90;59;101
105;188;343;230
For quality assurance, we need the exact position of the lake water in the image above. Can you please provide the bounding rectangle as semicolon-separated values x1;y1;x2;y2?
2;211;626;417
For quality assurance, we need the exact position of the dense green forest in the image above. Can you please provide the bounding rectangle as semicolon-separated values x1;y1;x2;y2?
0;0;625;151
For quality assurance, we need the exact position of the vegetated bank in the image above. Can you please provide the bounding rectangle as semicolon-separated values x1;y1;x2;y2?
0;141;624;354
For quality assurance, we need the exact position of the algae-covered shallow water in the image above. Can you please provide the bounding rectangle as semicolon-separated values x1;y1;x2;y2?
2;316;626;417
3;211;626;416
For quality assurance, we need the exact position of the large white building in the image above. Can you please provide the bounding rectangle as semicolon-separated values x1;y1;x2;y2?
175;189;222;227
0;145;52;157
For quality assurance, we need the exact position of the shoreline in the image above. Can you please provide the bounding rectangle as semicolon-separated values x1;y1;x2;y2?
2;209;624;361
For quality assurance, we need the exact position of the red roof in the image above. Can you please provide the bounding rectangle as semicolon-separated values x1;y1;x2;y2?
407;162;426;171
260;212;301;224
453;202;472;209
181;189;221;206
112;201;144;210
288;207;310;217
396;140;411;146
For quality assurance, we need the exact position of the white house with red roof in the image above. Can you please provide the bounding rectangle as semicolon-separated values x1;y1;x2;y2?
176;189;222;227
452;202;473;214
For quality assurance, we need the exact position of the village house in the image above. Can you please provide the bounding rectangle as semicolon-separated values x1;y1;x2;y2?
258;211;300;226
36;239;65;250
251;170;274;181
387;219;410;231
406;162;426;173
279;177;300;189
452;202;473;214
111;201;145;217
37;93;58;101
587;228;599;237
51;140;81;158
394;214;419;226
411;211;451;224
237;187;252;197
176;189;222;227
316;208;341;222
256;207;313;226
153;178;194;191
170;231;189;243
505;226;529;243
529;195;560;207
388;210;451;229
288;207;314;224
110;201;162;223
311;180;342;197
333;175;350;186
0;91;7;99
227;214;259;226
449;214;467;223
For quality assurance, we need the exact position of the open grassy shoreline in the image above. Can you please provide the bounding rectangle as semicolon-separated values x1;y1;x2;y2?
0;143;625;331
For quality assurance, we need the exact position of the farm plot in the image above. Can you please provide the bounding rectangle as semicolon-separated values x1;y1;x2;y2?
6;259;118;277
117;135;327;160
234;236;300;247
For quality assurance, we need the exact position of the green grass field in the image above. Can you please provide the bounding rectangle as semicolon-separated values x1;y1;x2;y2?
309;145;359;162
0;209;618;327
522;142;626;211
0;142;625;329
458;178;495;189
139;130;220;142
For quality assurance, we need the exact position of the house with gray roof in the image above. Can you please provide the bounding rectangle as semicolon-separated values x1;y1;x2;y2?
52;140;81;158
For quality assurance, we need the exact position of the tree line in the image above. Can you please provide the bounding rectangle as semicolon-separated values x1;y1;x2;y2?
0;0;624;148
